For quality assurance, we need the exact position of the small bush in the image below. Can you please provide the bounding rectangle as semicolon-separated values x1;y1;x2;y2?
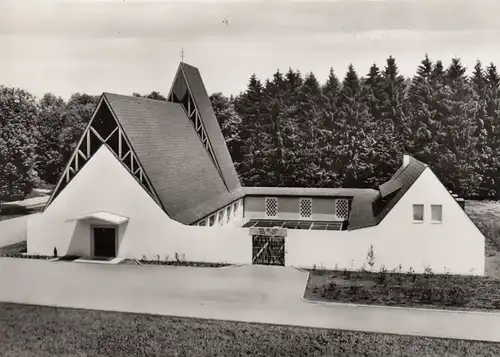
444;286;468;307
375;266;388;285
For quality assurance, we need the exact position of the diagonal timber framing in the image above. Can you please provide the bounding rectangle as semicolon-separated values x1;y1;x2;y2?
167;64;227;190
45;95;164;211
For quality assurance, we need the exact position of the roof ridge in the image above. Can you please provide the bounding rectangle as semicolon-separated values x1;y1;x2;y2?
103;92;175;105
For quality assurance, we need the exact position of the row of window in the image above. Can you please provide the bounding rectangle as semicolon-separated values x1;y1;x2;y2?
412;204;442;223
264;197;350;220
197;200;242;227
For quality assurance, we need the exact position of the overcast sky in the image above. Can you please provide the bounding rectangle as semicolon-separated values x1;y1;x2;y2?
1;0;500;99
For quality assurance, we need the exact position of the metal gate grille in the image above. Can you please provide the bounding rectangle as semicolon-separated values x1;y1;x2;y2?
252;235;285;266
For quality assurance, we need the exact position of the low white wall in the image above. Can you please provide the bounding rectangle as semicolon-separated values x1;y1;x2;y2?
285;227;482;275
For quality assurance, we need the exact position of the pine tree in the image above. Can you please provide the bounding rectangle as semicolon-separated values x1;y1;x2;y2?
295;72;323;186
234;74;266;186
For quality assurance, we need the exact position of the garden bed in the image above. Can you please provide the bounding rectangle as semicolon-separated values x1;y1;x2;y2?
130;258;230;268
1;302;499;357
305;268;500;311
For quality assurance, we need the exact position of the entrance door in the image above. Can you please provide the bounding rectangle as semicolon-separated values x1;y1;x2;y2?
93;227;116;258
252;235;285;266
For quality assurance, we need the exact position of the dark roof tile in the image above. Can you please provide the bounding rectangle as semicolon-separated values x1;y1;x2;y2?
104;93;238;224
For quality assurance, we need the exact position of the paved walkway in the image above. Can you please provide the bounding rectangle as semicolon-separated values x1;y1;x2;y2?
0;215;32;248
1;258;500;342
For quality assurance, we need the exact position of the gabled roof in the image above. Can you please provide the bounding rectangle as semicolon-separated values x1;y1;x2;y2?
347;156;428;230
103;93;243;224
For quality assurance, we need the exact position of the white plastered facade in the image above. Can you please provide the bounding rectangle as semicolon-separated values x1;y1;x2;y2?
27;145;251;265
27;146;485;275
285;167;485;275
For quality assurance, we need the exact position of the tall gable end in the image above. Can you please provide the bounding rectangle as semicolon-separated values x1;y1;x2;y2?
167;63;241;192
45;96;161;209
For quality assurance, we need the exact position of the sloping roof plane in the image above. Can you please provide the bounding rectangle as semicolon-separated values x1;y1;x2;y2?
104;93;241;224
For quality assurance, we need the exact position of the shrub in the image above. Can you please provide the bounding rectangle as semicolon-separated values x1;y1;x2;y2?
375;266;388;285
445;286;468;307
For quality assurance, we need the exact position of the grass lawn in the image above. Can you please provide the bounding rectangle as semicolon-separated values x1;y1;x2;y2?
465;200;500;277
1;303;499;357
0;241;26;256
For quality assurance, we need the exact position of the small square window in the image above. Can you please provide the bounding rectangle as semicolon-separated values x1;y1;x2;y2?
431;205;442;223
413;204;424;222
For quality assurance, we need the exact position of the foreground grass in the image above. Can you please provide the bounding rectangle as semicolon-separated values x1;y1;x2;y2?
466;200;500;277
0;303;499;357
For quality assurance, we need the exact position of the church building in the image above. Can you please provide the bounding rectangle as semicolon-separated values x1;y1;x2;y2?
27;62;485;275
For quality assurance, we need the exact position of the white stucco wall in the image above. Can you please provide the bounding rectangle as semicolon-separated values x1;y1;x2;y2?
286;167;485;275
27;145;252;265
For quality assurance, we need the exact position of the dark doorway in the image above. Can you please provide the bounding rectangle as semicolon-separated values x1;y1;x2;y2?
93;227;116;258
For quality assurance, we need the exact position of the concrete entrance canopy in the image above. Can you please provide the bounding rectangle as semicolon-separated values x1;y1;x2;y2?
66;212;129;225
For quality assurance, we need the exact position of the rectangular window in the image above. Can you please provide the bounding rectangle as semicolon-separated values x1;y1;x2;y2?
299;198;313;218
218;210;224;225
265;197;278;217
226;206;231;223
209;215;215;227
233;202;238;217
431;205;442;223
413;204;424;222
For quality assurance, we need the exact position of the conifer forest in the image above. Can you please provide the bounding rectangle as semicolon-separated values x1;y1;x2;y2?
2;55;500;200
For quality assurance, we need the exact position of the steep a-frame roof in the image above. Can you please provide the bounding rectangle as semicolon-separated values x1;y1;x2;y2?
45;63;243;224
169;62;242;192
348;156;428;230
103;93;244;224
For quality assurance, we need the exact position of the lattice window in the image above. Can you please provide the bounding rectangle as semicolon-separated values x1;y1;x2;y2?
47;100;160;207
335;199;349;220
265;197;278;217
299;198;313;218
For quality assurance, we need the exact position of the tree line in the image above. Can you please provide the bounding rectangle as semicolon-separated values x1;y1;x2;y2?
1;54;500;201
